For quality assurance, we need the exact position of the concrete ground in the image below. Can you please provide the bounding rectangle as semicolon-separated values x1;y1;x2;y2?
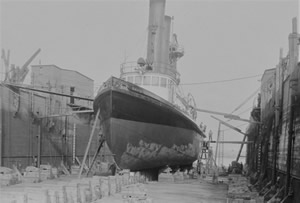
95;179;228;203
145;179;228;203
0;173;228;203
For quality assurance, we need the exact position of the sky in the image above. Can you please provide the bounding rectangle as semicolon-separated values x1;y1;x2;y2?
1;0;299;166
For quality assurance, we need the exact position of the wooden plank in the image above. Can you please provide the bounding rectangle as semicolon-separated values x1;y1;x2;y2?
75;157;88;171
78;109;100;178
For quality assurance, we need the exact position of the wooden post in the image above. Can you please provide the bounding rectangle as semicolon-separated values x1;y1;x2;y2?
78;109;100;178
64;116;68;165
285;17;298;196
86;139;105;176
37;120;42;168
272;48;284;184
73;123;76;164
236;135;247;162
214;122;221;165
0;84;2;166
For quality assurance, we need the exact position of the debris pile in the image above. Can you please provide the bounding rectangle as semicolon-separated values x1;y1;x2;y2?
227;174;264;203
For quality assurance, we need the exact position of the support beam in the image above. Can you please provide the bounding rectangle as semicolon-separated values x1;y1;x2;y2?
73;124;76;164
87;138;105;176
192;106;260;124
2;83;94;101
38;110;93;119
286;17;298;196
214;122;221;166
78;109;100;178
210;141;253;144
211;116;249;162
211;116;246;135
0;86;2;166
37;121;41;168
236;135;247;162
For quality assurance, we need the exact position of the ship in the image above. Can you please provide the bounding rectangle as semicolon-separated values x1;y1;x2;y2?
94;0;205;172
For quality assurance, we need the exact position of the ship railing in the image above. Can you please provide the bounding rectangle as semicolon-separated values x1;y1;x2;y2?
120;61;181;84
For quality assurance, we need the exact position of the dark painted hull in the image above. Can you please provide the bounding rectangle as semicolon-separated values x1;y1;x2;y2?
94;77;204;171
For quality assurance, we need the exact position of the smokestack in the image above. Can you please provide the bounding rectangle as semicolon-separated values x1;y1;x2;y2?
146;0;166;71
161;16;172;66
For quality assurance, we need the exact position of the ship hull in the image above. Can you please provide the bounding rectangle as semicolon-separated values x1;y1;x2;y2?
94;78;204;171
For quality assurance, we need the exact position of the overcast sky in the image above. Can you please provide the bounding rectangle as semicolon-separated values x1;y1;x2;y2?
1;0;299;165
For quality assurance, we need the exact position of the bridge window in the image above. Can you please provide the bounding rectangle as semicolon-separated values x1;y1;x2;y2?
160;78;167;87
135;76;142;85
152;76;159;86
143;76;151;85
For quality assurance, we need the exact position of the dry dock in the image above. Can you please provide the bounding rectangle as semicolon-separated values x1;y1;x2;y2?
0;172;230;203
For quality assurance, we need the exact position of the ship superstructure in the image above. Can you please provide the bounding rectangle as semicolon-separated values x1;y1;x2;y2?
94;0;204;172
120;0;197;122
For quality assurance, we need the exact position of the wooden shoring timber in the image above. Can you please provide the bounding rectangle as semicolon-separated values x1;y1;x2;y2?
78;108;100;178
76;157;89;171
3;83;94;101
86;137;105;176
210;141;253;144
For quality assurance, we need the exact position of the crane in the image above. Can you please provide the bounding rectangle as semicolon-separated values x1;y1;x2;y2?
1;48;41;83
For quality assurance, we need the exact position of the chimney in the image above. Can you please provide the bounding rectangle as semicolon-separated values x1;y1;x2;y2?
146;0;166;71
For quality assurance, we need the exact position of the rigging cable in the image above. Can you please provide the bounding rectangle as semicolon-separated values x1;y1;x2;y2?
179;74;262;86
229;88;260;115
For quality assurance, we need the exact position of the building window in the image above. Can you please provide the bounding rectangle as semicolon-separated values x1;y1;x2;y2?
143;76;151;85
135;76;142;85
128;76;133;83
160;77;167;87
152;76;159;86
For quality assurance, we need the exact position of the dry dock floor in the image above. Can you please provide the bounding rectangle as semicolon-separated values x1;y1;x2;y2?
95;179;228;203
0;174;228;203
145;179;228;203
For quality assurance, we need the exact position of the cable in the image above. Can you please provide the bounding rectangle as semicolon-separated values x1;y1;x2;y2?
179;74;262;86
237;106;253;116
230;88;260;114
